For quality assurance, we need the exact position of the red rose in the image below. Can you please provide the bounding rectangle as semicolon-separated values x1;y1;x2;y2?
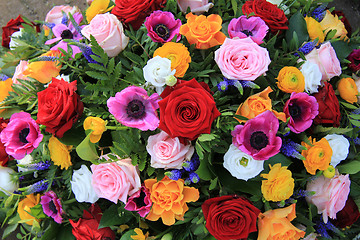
313;82;340;127
111;0;166;30
202;195;261;240
158;79;221;141
347;49;360;72
36;78;84;138
331;197;360;228
70;204;115;240
0;118;10;166
242;0;288;33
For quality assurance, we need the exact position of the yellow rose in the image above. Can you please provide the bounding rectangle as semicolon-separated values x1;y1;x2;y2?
337;77;358;104
305;16;325;44
17;194;41;226
276;66;305;93
86;0;114;23
0;78;13;114
320;10;348;40
261;163;294;202
301;137;332;175
83;117;106;143
48;136;72;170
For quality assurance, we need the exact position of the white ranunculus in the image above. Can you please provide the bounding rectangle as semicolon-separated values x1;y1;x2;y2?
71;165;99;203
300;61;322;94
17;154;34;172
223;144;264;181
143;56;176;89
324;134;350;167
0;166;19;195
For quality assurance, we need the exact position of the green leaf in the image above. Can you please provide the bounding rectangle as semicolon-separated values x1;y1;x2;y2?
2;223;18;239
123;51;144;65
197;134;217;142
88;63;106;71
98;205;133;229
30;204;47;219
41;221;60;240
76;131;99;161
337;161;360;174
209;177;218;190
86;71;109;81
331;40;358;61
286;11;309;47
120;230;136;240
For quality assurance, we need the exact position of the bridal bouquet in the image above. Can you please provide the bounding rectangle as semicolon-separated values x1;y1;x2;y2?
1;0;360;239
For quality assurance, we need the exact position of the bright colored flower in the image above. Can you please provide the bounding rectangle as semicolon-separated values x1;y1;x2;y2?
18;194;41;226
41;191;64;224
176;0;214;14
124;186;152;217
324;134;350;167
83;117;106;143
71;165;99;203
143;56;176;91
300;61;322;94
338;77;358;104
305;16;325;44
261;163;295;202
301;137;332;175
276;66;305;93
12;60;29;85
0;166;18;195
228;16;268;44
320;10;348;40
0;118;10;167
107;86;160;131
0;77;12;114
45;5;80;25
145;176;199;225
347;49;360;72
131;228;149;240
153;42;191;78
179;13;226;49
232;110;282;161
48;136;72;170
86;0;114;23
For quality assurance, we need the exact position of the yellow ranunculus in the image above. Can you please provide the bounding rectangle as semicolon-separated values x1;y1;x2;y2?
276;66;305;93
337;77;358;104
48;136;72;170
0;78;13;114
301;137;332;175
86;0;114;23
305;16;325;44
131;228;149;240
320;10;348;40
83;116;106;143
17;194;41;226
261;163;294;202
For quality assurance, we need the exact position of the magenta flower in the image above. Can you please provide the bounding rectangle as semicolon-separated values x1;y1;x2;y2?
144;10;182;43
228;16;269;44
0;112;43;160
124;186;152;217
284;92;319;133
232;110;282;160
41;191;64;224
107;86;160;131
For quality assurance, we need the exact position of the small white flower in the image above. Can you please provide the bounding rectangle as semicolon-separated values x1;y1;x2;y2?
71;165;99;203
223;144;264;181
9;28;24;50
17;154;34;172
324;134;350;167
300;61;322;94
143;56;176;89
0;166;19;195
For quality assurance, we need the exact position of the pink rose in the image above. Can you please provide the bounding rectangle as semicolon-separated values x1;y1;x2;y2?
146;131;194;169
305;41;341;81
45;5;80;25
177;0;214;14
214;38;271;81
91;155;141;204
81;13;129;58
12;60;29;84
306;173;350;223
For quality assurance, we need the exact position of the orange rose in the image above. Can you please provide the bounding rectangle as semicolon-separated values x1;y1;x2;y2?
179;13;226;49
337;77;358;104
0;78;13;114
236;86;286;123
301;137;332;175
258;204;305;240
17;194;41;225
144;176;199;226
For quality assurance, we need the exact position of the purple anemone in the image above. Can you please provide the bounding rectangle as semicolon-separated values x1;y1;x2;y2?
228;16;269;45
107;86;160;131
41;191;64;224
284;92;319;133
124;186;152;217
144;10;182;43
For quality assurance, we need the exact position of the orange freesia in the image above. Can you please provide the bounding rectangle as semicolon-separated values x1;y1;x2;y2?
320;10;348;40
0;78;13;114
17;194;41;226
23;50;62;84
83;116;106;143
276;66;305;93
305;16;325;44
179;13;226;49
337;77;358;104
257;204;305;240
236;86;286;123
301;137;332;175
144;176;199;226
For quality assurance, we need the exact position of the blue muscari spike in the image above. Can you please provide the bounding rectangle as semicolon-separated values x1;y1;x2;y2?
24;180;49;194
25;161;51;171
61;12;69;25
316;220;331;238
44;22;56;29
165;169;183;181
352;108;360;115
280;138;305;160
0;74;9;81
183;153;200;172
217;80;229;92
295;41;317;57
189;172;200;184
77;43;101;64
293;189;314;198
354;137;360;145
311;6;326;22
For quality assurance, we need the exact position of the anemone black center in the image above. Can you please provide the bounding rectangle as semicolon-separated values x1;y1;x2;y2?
134;190;147;208
154;24;170;40
289;104;302;120
250;131;269;150
61;29;73;39
241;30;253;36
48;200;58;214
353;58;360;66
126;99;146;119
19;128;30;144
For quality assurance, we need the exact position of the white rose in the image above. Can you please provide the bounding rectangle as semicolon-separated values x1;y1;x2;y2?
223;144;264;181
17;154;34;172
300;61;322;94
0;166;19;195
143;56;176;88
71;165;99;203
324;134;350;167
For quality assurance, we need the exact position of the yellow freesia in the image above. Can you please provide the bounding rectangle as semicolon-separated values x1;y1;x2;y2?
48;136;72;170
0;78;13;114
86;0;114;23
17;194;41;226
83;116;106;143
305;16;325;44
320;10;348;40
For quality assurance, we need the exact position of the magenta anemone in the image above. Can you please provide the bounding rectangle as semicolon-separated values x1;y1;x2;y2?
124;186;152;217
232;110;282;160
41;191;64;224
228;16;269;44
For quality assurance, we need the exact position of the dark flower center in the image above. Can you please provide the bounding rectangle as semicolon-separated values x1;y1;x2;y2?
250;131;269;150
353;58;360;66
61;29;73;39
134;190;147;208
241;30;253;36
126;99;146;119
19;128;30;144
289;104;302;120
154;24;170;40
48;200;58;214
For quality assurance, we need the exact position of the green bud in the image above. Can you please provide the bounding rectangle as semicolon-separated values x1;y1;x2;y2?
165;75;177;86
161;233;173;240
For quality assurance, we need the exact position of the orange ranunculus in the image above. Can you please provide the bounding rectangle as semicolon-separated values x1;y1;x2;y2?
338;77;358;104
236;86;286;123
153;42;191;78
305;16;325;44
276;66;305;93
23;50;62;84
0;78;13;114
257;204;305;240
17;194;41;225
320;10;348;40
301;137;332;175
83;116;106;143
179;13;226;49
144;176;199;226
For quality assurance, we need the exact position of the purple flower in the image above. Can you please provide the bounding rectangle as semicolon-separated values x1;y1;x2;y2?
41;191;64;224
0;112;43;160
124;186;152;217
144;10;182;43
232;110;282;160
228;16;269;44
284;92;319;133
107;86;160;131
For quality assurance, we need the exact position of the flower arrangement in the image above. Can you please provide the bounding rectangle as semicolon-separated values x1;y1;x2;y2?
0;0;360;239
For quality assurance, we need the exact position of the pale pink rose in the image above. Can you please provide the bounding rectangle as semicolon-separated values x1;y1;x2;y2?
177;0;214;14
214;38;271;81
12;60;29;84
81;13;129;57
306;173;350;223
91;155;141;204
305;42;341;81
146;131;194;169
45;5;80;25
87;0;93;5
